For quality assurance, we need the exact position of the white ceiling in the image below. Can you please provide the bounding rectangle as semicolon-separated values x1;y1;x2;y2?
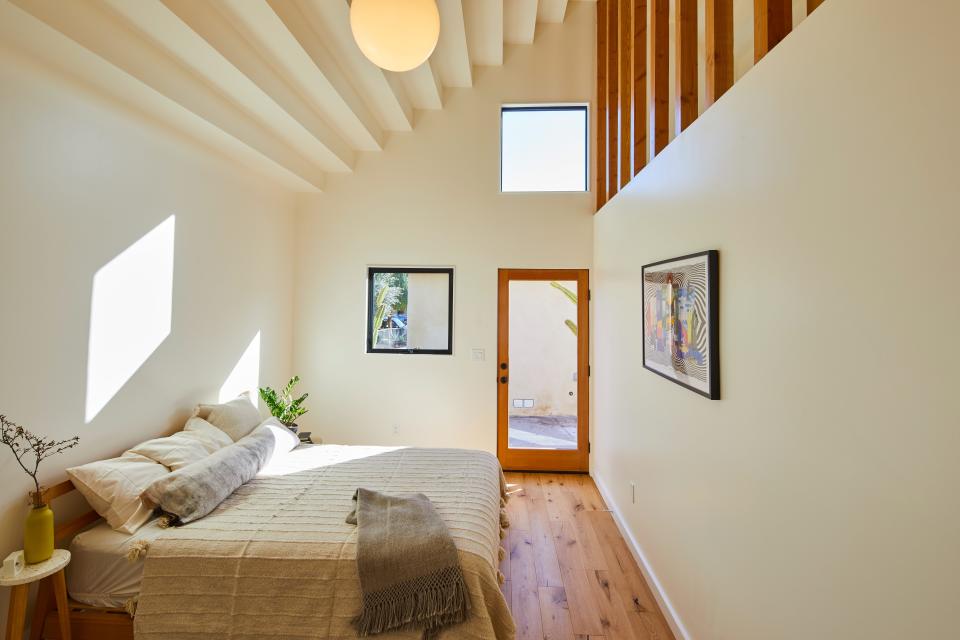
0;0;594;192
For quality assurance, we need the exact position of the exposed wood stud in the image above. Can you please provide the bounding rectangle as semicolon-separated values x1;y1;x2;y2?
754;0;792;63
705;0;733;108
675;0;698;133
807;0;825;13
649;0;669;155
606;0;619;199
632;0;647;176
596;0;608;210
617;0;631;189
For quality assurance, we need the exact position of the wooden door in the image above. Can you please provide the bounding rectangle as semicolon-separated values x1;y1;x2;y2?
497;269;589;472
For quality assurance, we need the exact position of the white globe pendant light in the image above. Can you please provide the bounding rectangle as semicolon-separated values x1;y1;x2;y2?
350;0;440;72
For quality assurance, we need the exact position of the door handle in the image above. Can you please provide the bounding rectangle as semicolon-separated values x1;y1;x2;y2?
499;362;508;370
499;376;508;384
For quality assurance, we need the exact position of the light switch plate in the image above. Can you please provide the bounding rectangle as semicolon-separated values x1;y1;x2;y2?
471;348;485;361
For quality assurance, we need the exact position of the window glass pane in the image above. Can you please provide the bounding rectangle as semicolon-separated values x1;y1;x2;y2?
501;107;587;192
368;269;452;354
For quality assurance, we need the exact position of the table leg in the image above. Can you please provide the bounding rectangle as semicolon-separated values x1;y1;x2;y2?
50;570;71;640
28;577;52;640
4;584;28;640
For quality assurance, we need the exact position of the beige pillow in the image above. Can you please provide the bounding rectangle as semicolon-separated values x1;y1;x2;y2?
206;395;262;442
183;416;233;449
67;453;169;534
128;424;229;471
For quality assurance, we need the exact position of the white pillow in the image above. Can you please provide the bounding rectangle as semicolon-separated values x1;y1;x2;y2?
183;416;233;449
67;453;169;534
256;417;299;463
205;395;262;442
127;426;228;471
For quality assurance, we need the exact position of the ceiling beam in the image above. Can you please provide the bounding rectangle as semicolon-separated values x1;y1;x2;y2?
227;0;384;152
11;0;326;190
296;0;413;132
161;0;353;173
538;0;570;24
505;0;538;45
0;2;320;192
432;0;472;88
463;0;504;66
395;62;443;110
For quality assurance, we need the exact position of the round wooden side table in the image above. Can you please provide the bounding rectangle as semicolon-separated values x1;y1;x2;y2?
1;549;71;640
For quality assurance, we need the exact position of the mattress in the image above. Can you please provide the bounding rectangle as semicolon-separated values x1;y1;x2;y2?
67;518;164;609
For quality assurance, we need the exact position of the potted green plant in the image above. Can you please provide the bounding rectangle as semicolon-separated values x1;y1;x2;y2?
259;376;309;433
1;415;78;564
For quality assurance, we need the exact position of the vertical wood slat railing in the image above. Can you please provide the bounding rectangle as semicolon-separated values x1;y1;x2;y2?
595;0;827;210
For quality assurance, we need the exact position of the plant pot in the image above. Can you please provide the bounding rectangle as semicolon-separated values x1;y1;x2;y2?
285;423;299;434
24;503;54;564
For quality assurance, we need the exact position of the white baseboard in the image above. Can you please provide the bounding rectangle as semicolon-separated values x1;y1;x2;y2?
591;471;692;640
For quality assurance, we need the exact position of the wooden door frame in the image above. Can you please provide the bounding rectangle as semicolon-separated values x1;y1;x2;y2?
497;268;590;472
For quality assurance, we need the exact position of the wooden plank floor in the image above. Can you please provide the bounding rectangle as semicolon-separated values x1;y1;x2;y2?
500;473;675;640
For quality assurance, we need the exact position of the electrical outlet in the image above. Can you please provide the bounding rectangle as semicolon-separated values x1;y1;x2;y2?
630;482;636;504
471;348;485;361
392;424;399;434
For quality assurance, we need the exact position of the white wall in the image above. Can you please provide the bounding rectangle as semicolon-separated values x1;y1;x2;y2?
0;46;294;629
293;2;595;450
592;1;960;639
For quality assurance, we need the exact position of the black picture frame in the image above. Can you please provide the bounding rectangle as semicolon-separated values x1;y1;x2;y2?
366;267;454;355
640;250;720;399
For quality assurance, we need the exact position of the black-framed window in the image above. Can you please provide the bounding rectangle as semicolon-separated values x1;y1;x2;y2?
366;267;454;355
500;104;588;192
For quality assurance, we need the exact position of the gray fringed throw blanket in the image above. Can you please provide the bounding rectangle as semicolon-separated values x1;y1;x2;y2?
347;488;471;639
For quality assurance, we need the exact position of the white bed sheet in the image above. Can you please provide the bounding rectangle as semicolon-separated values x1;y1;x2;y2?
66;518;165;609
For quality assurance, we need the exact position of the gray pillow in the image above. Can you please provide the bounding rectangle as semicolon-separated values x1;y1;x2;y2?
141;427;275;526
205;395;262;441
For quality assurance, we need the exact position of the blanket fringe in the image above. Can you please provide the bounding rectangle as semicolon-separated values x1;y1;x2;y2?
354;565;471;638
496;570;505;586
498;545;505;562
125;539;150;562
123;596;138;617
499;508;510;530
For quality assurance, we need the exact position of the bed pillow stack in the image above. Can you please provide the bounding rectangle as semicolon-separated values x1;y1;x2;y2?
67;394;265;535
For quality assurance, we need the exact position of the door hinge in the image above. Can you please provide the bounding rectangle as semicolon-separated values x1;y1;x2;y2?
588;289;592;301
588;441;591;453
588;365;591;377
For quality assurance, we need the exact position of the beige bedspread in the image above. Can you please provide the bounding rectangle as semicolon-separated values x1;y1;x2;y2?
134;446;514;640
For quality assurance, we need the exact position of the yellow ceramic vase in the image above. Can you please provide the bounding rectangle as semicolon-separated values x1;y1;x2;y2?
24;504;54;564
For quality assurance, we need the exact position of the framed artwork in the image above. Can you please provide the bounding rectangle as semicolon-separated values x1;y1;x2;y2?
641;250;719;399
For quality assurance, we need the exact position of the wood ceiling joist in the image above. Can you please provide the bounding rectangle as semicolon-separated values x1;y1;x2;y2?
296;0;414;132
432;0;473;88
396;61;443;110
246;0;385;152
505;0;538;45
161;0;354;173
463;0;504;66
10;0;326;190
0;1;320;192
538;0;570;24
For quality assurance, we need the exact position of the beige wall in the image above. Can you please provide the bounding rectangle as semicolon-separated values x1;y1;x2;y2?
0;47;294;628
592;1;960;639
292;2;595;450
508;280;578;416
406;272;451;351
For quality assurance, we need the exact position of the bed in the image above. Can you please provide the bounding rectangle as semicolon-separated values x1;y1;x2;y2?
43;444;513;640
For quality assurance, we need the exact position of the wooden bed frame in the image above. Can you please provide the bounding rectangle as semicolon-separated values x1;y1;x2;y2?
33;480;134;640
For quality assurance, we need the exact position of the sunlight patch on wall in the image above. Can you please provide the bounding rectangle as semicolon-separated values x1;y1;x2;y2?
85;216;175;422
219;331;261;404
